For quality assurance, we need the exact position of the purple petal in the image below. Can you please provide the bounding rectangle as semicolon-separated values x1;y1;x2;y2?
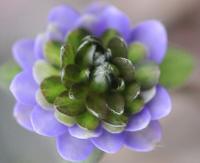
56;131;94;162
129;20;167;64
13;102;34;131
48;5;80;33
91;130;125;153
147;85;172;120
34;34;47;59
10;71;38;106
77;5;131;39
12;39;36;69
125;121;162;152
31;105;67;137
68;125;103;139
125;108;151;132
85;2;109;15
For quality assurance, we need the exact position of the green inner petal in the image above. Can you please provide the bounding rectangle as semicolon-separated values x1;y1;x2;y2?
76;111;100;130
126;97;144;114
44;41;62;67
124;83;141;102
33;60;59;84
40;76;66;104
101;29;119;48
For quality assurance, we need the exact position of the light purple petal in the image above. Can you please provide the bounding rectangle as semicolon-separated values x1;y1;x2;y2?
10;71;38;106
34;34;47;59
125;108;151;132
31;105;67;137
12;39;36;69
69;125;103;139
91;130;125;153
48;5;80;33
147;85;172;120
13;102;34;131
77;5;131;39
125;121;162;152
56;131;94;162
129;20;167;64
85;2;109;15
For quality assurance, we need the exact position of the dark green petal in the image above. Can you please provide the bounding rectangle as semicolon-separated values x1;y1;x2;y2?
104;112;128;127
86;95;108;119
60;43;75;68
61;65;89;87
106;93;125;115
54;91;85;116
40;76;65;104
124;83;140;102
108;36;128;58
111;77;125;92
112;57;135;82
135;61;160;89
101;29;119;47
77;112;100;130
44;41;62;67
126;97;144;114
128;43;147;64
69;83;88;100
65;28;90;50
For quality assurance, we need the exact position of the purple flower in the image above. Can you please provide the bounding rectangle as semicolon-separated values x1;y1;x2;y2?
10;2;171;162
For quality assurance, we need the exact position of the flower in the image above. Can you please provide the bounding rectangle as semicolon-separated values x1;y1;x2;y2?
10;2;171;162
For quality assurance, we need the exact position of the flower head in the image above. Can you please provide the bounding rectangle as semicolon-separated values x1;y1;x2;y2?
10;2;171;162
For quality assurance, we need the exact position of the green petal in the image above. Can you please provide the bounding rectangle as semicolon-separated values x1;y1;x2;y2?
111;77;125;92
135;61;160;89
55;109;75;127
124;83;140;102
75;42;96;68
54;91;85;116
103;122;125;134
69;83;88;100
77;112;100;130
128;42;147;64
86;95;108;119
126;97;144;115
104;112;128;128
33;60;59;84
44;41;62;67
61;65;89;87
141;87;156;103
106;93;125;115
60;43;75;68
108;36;128;58
101;29;119;47
66;28;90;50
112;57;135;82
40;76;65;104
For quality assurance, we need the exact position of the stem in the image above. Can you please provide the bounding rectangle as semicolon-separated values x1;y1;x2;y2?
62;148;104;163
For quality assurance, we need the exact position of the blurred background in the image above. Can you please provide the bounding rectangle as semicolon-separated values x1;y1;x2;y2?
0;0;200;163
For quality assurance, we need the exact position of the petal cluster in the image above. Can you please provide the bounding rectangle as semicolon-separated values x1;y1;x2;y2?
10;2;171;162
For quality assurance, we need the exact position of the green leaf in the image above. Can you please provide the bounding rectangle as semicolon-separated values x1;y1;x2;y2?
106;93;125;115
77;111;100;130
160;48;194;88
40;76;65;104
54;91;85;117
0;60;21;90
135;61;160;89
108;36;128;58
44;41;62;67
